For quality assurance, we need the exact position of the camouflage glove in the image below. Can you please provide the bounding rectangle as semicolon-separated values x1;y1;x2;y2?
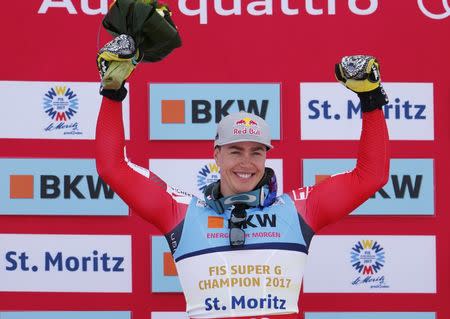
97;34;141;101
335;55;389;112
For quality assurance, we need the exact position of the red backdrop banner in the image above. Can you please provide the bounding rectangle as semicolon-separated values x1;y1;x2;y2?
0;1;449;318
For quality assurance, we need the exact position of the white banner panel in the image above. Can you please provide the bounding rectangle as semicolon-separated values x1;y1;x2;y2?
0;81;130;139
149;159;283;199
304;235;436;293
0;234;131;292
301;83;434;140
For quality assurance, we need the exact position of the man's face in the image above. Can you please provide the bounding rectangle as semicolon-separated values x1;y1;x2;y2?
214;141;267;196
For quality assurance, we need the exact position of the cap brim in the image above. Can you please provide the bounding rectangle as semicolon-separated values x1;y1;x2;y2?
214;139;273;150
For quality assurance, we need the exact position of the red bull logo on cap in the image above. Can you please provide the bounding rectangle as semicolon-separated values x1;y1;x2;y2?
233;117;261;136
235;117;258;127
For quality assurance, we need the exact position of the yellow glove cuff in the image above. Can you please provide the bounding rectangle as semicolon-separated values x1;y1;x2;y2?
101;60;136;90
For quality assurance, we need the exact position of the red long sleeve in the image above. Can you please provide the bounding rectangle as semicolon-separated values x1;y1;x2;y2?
95;97;185;234
291;109;390;232
97;96;389;234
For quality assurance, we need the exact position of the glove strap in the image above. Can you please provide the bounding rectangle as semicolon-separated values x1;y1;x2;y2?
357;86;388;113
100;85;128;102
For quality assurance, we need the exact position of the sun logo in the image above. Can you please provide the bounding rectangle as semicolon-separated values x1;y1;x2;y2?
42;86;79;122
351;239;385;275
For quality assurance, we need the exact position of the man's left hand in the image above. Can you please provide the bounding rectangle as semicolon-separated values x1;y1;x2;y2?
335;55;389;112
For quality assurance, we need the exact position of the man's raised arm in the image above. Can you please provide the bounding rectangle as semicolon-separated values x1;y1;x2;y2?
292;56;390;232
95;35;185;234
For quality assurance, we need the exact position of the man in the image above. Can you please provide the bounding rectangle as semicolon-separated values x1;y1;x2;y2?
96;35;389;319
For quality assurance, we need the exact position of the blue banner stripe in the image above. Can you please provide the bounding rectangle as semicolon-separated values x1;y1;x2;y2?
151;236;182;292
0;159;128;215
149;83;281;140
175;242;307;262
302;159;434;215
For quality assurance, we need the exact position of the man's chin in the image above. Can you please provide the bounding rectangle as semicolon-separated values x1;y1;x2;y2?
232;183;258;194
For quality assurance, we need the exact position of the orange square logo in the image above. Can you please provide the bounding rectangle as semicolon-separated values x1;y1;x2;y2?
208;216;224;228
163;252;178;276
315;175;331;184
10;175;34;199
161;100;185;123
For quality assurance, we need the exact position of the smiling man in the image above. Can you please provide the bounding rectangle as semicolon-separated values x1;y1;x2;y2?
214;112;272;197
96;35;389;319
215;141;267;195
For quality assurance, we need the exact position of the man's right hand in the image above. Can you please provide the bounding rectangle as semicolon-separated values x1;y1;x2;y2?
97;34;141;101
